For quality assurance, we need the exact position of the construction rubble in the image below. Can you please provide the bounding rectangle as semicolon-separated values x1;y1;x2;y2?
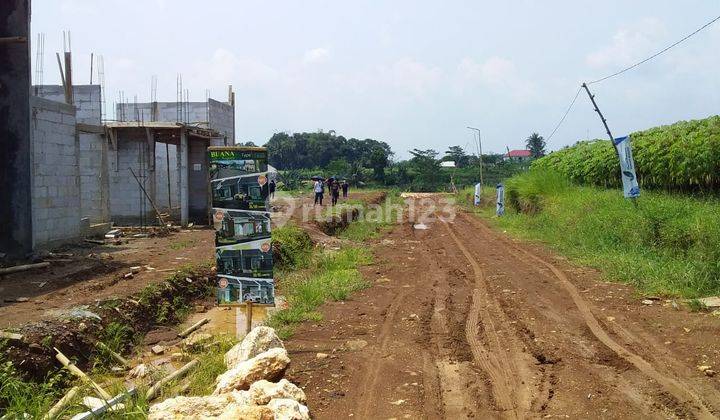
148;327;309;420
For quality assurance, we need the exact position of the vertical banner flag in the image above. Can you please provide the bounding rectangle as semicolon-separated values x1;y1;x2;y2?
474;183;481;206
613;136;640;199
496;183;505;216
208;146;275;305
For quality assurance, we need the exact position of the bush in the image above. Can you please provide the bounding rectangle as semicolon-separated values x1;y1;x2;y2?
533;116;720;192
272;223;313;270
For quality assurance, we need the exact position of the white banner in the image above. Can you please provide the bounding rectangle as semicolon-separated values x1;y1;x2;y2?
613;136;640;199
474;183;481;206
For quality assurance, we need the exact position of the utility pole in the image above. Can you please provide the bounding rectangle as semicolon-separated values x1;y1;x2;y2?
581;83;620;159
582;83;637;205
467;126;483;186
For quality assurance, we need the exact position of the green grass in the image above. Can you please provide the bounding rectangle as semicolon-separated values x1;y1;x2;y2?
169;239;196;250
338;191;403;241
474;169;720;298
267;247;373;339
272;223;314;270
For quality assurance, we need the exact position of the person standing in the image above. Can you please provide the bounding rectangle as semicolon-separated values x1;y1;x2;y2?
314;179;324;205
331;179;340;206
269;179;276;199
341;180;349;198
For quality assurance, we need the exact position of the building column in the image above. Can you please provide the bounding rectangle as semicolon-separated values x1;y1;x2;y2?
177;128;189;226
145;128;157;222
0;0;32;256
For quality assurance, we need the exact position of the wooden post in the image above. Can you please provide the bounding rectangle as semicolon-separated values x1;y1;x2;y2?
177;317;209;338
43;386;80;420
146;359;199;401
54;348;112;400
96;342;130;368
245;301;253;334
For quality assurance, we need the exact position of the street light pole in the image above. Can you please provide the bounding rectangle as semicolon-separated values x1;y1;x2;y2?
467;126;483;186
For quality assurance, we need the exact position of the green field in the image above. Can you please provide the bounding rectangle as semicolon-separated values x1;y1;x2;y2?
469;170;720;298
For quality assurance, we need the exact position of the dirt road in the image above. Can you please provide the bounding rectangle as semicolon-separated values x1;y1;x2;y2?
284;196;720;419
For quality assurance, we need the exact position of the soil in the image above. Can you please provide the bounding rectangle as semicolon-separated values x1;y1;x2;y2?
283;195;720;419
0;228;215;329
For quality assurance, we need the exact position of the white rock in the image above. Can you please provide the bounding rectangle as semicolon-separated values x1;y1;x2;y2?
267;398;310;420
225;326;285;369
214;348;290;394
699;296;720;308
148;391;251;419
184;332;213;349
248;379;307;404
218;405;274;420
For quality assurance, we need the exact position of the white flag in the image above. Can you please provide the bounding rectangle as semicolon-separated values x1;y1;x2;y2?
613;136;640;198
474;183;481;206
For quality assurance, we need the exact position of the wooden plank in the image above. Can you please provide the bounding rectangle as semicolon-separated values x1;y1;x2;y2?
177;318;209;338
0;331;23;341
76;123;104;134
54;348;112;400
0;36;27;44
146;359;199;400
0;261;50;275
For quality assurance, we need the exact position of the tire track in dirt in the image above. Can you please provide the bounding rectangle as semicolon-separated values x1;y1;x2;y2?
441;219;539;418
356;288;410;418
462;212;717;419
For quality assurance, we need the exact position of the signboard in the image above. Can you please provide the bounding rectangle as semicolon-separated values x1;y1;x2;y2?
613;136;640;199
209;146;275;305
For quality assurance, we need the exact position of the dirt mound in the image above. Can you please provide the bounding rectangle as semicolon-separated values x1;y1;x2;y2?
3;266;214;381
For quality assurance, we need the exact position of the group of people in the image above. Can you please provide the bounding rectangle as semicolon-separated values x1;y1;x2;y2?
313;177;349;206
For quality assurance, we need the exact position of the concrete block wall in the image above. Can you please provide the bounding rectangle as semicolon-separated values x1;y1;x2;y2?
108;130;156;225
30;96;82;248
79;132;109;223
117;100;234;143
209;99;234;144
154;141;179;212
35;85;102;124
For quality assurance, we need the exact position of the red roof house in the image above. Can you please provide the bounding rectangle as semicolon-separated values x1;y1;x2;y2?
503;149;532;162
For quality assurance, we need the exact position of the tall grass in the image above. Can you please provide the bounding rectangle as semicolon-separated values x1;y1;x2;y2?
484;169;720;298
267;247;373;339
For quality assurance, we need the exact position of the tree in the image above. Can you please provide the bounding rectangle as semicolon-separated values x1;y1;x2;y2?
444;145;470;167
368;147;389;181
525;133;546;158
409;149;442;191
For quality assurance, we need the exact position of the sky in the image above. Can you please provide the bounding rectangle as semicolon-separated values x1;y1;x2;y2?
32;0;720;159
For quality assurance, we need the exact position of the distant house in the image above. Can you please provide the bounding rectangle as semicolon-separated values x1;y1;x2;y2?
503;149;532;162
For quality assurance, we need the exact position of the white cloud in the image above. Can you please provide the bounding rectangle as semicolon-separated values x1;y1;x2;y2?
303;48;330;64
457;56;535;101
195;48;279;87
380;58;442;97
586;17;667;68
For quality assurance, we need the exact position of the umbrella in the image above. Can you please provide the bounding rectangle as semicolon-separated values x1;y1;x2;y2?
310;175;323;181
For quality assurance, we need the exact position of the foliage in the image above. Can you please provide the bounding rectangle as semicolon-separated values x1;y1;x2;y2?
267;247;373;339
444;146;471;167
264;131;393;172
272;223;314;270
532;116;720;192
525;132;546;158
488;169;720;298
0;349;70;418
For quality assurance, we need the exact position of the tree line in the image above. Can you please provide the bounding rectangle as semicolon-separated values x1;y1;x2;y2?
261;130;545;191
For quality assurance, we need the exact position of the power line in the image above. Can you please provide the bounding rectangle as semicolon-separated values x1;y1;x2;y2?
546;86;582;142
544;13;720;141
588;14;720;85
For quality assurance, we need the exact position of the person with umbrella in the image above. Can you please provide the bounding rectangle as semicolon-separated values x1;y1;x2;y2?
312;176;324;205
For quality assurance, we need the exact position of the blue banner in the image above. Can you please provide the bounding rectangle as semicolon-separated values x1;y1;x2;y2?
613;136;640;199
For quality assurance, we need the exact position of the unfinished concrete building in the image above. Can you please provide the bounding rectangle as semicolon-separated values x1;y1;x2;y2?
1;1;236;255
109;97;235;225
